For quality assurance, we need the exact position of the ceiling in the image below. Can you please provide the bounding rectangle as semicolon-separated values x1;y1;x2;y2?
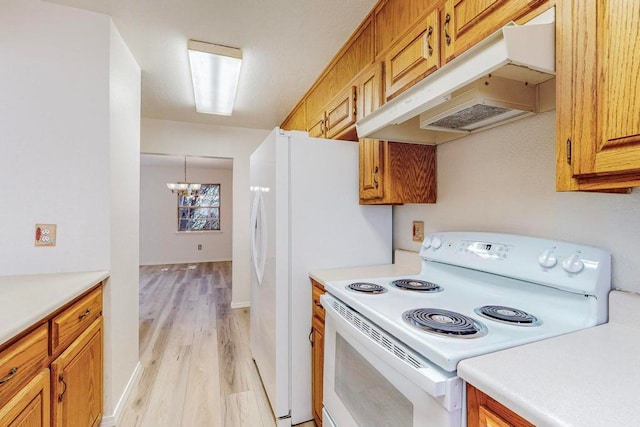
45;0;377;130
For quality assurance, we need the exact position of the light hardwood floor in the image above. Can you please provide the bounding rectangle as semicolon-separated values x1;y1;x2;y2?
119;262;316;427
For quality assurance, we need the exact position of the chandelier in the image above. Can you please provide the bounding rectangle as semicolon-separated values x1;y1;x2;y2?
166;156;201;197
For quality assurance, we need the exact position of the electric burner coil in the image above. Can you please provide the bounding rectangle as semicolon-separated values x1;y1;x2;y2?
391;279;442;292
346;282;387;294
402;308;487;338
475;305;541;326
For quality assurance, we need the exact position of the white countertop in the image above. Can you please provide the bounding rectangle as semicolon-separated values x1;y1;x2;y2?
458;290;640;427
0;270;109;345
309;249;421;285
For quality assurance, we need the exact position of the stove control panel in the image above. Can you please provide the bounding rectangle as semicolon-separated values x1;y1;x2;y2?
457;240;512;260
419;232;611;302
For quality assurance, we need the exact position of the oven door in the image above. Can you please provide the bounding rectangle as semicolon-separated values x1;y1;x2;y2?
321;294;462;427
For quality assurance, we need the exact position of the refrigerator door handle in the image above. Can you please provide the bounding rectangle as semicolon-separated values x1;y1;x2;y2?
250;190;268;285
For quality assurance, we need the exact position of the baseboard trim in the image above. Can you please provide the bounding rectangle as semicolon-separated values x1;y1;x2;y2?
100;361;142;427
139;259;232;266
231;301;250;309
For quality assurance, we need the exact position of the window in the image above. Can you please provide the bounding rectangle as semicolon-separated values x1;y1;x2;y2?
178;184;221;231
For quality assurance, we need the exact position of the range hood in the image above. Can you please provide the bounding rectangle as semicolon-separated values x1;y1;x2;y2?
356;8;556;144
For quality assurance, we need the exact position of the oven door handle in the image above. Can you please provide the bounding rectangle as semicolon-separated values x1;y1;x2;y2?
322;294;452;398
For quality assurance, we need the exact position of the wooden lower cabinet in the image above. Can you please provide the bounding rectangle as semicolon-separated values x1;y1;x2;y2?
310;280;326;427
311;316;324;427
0;283;104;427
360;139;437;204
467;383;533;427
51;318;103;427
0;368;50;427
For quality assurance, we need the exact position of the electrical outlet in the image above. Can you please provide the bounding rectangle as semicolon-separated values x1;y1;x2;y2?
412;221;424;242
197;244;202;250
35;224;57;247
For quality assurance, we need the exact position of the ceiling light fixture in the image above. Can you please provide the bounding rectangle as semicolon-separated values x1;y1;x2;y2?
188;39;242;116
167;156;201;198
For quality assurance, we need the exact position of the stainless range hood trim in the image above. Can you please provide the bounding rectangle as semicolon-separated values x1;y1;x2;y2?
356;9;555;144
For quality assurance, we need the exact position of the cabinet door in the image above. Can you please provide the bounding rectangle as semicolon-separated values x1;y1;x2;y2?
442;0;549;62
571;0;640;178
311;316;324;427
307;111;326;139
325;86;357;139
385;8;440;101
51;318;102;427
357;62;383;121
359;139;385;201
0;369;50;427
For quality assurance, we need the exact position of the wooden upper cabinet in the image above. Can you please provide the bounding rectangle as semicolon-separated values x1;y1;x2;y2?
557;0;640;191
374;0;435;56
280;100;306;132
325;86;357;139
304;16;374;137
384;8;441;100
308;111;326;139
442;0;550;62
361;141;437;205
357;62;383;121
359;139;385;201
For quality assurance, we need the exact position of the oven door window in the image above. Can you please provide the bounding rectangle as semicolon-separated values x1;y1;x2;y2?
335;333;413;426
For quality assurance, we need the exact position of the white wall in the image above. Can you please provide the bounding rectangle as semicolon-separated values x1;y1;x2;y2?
393;111;640;293
105;21;141;424
141;119;269;307
0;0;110;274
140;164;233;264
0;2;141;424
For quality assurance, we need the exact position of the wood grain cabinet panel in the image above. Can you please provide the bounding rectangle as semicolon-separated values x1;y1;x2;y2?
0;282;104;427
374;0;434;56
0;325;48;406
280;100;306;132
361;141;437;205
385;8;441;100
325;86;357;139
51;318;103;427
442;0;549;63
467;383;533;427
310;280;326;427
50;288;102;355
360;139;385;201
0;369;50;427
557;0;640;191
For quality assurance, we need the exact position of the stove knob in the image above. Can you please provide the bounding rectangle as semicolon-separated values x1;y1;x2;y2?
538;250;558;268
431;236;442;249
422;236;432;249
562;254;584;274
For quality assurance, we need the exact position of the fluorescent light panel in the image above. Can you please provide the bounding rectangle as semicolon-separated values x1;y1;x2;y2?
188;40;242;116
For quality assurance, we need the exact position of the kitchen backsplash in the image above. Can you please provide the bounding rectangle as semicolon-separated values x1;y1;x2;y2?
393;111;640;294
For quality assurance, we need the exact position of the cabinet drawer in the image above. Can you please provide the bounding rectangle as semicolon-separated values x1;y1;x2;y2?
0;324;48;405
312;281;325;321
50;288;102;354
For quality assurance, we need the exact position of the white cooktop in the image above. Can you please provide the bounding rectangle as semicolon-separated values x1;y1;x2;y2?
323;232;611;372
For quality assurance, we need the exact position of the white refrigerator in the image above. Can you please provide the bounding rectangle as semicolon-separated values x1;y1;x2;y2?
249;128;392;425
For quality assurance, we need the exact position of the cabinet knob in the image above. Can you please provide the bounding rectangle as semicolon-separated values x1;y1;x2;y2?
373;165;379;188
426;26;434;56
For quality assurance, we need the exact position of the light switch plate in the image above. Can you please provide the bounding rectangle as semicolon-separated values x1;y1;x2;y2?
412;221;424;242
35;224;57;247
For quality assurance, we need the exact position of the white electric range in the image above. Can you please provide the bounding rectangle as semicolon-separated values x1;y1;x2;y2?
320;232;611;427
